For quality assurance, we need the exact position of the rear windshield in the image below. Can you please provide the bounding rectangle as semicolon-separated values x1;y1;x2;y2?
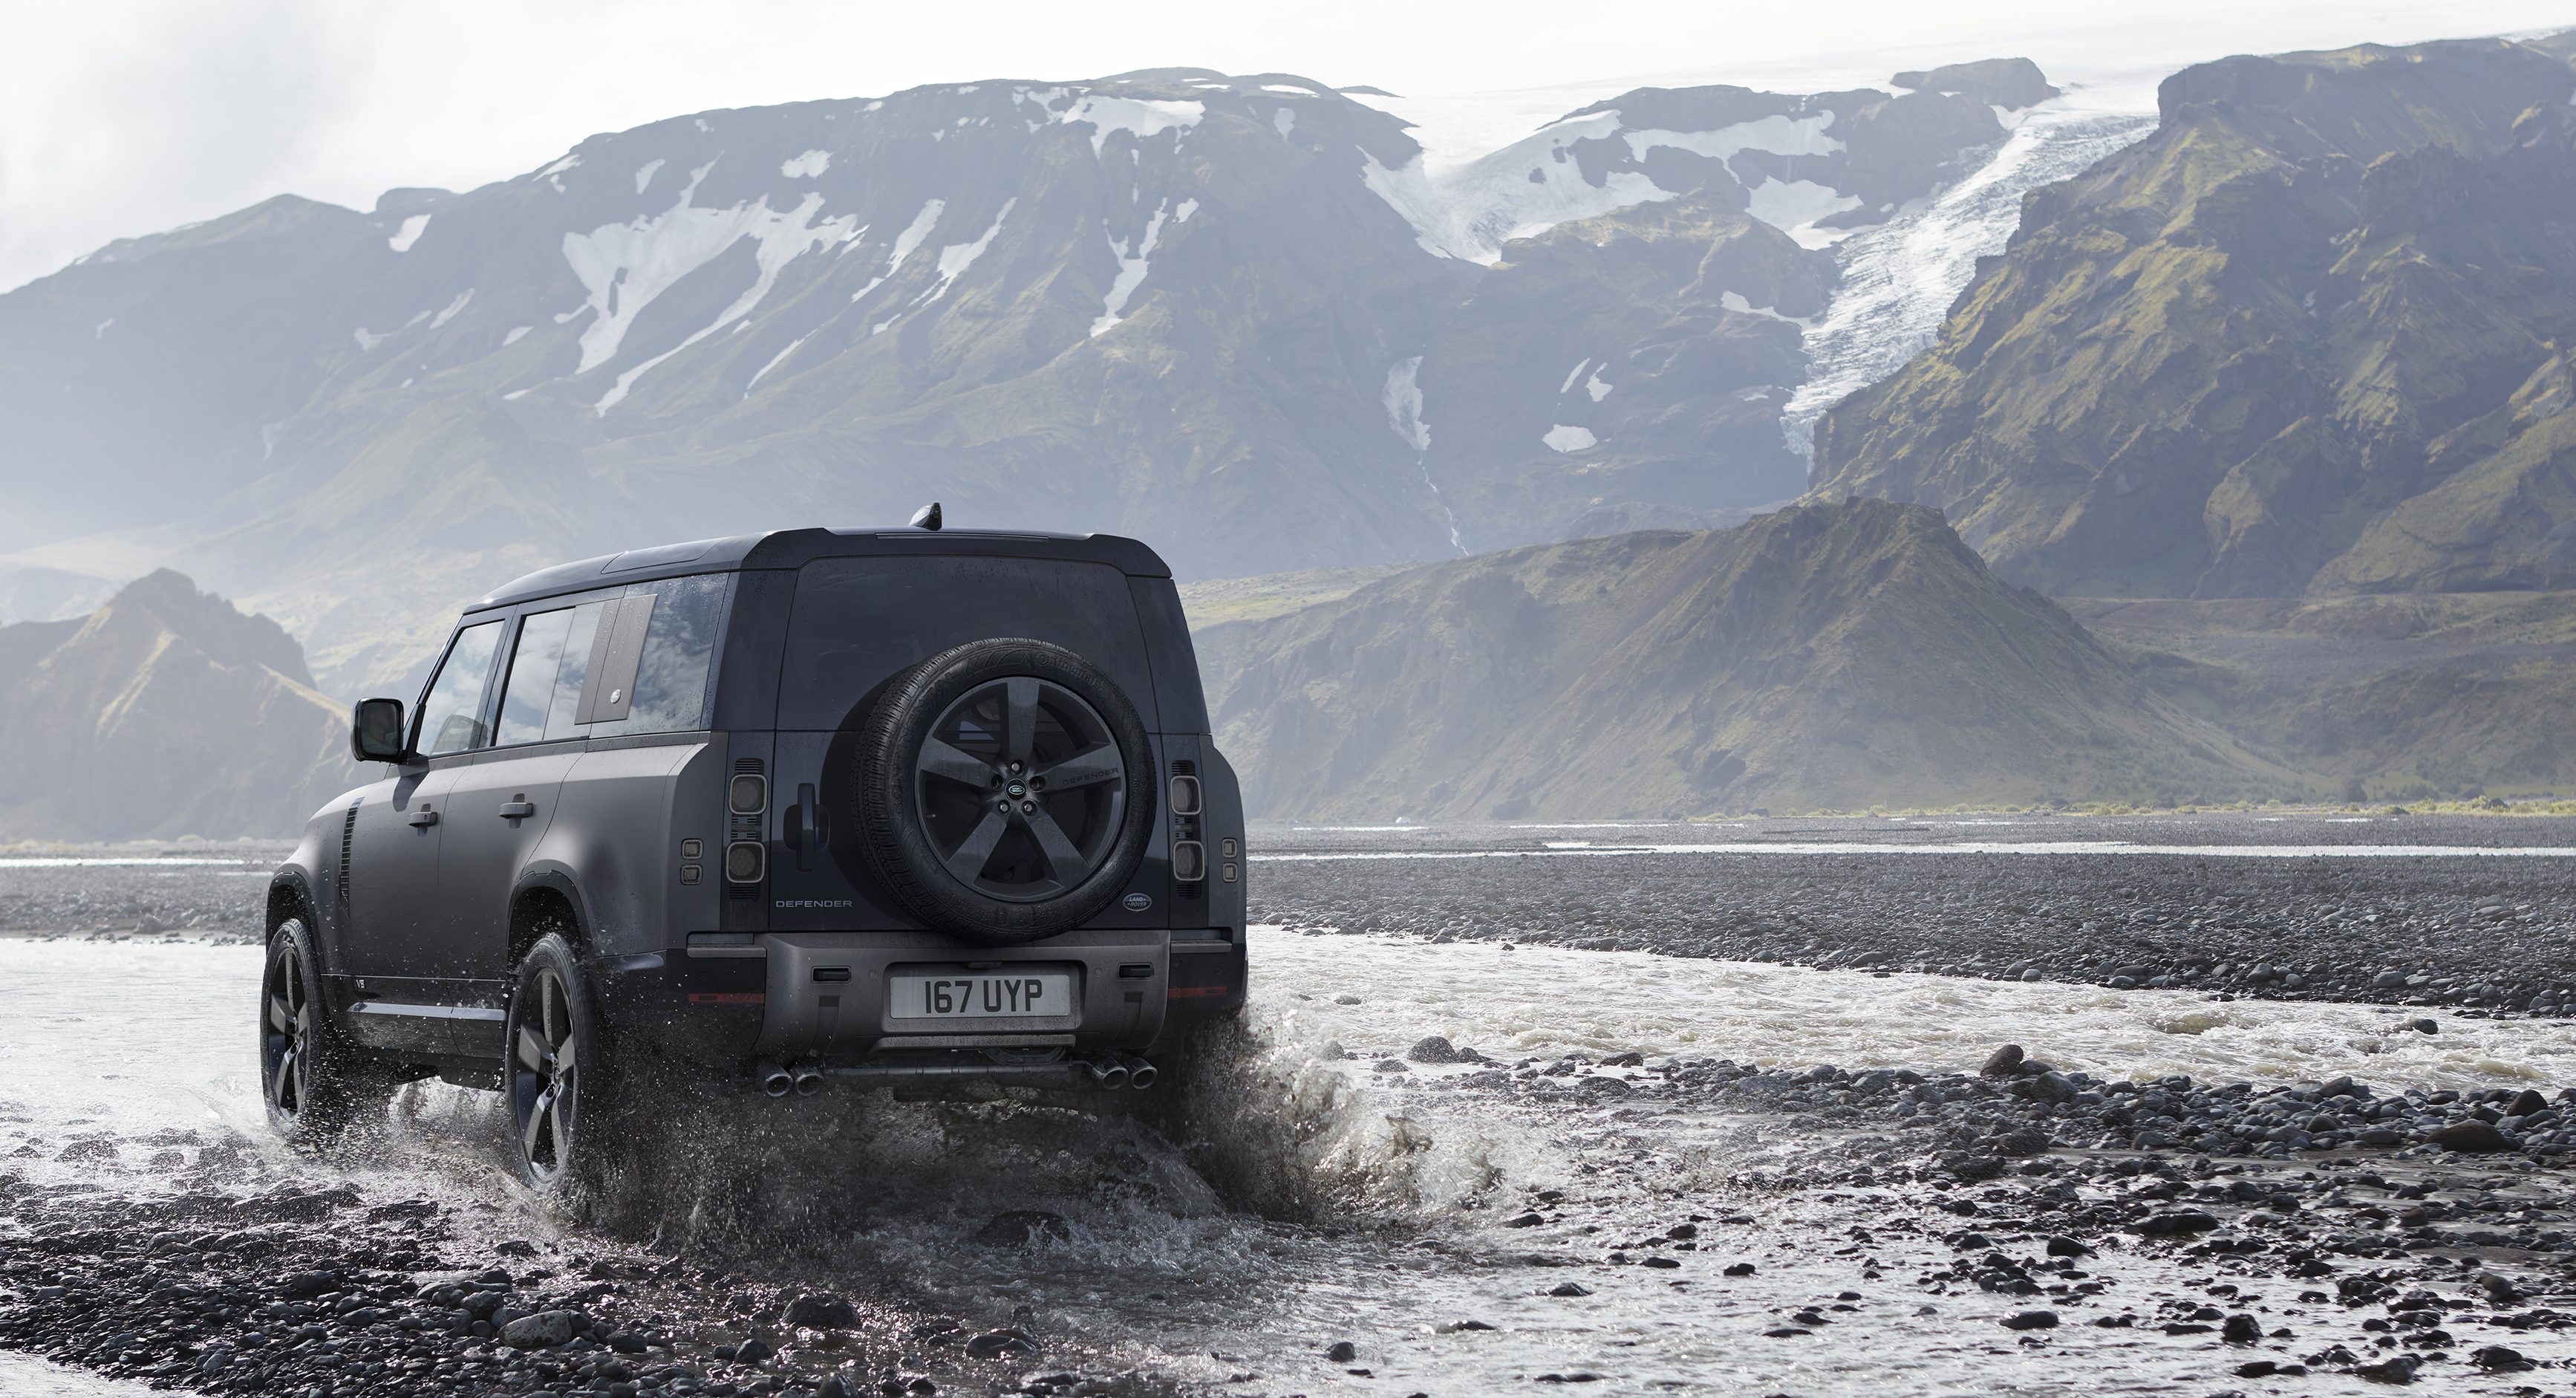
777;556;1156;730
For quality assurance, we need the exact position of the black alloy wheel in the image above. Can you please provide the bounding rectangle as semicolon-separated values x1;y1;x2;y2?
261;932;318;1126
855;638;1156;943
916;676;1129;902
259;917;392;1146
509;957;581;1186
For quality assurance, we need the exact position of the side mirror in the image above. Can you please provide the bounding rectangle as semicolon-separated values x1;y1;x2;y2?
351;698;408;764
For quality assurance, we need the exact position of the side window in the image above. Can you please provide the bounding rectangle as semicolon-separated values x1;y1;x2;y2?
494;602;607;746
590;573;729;736
414;620;505;756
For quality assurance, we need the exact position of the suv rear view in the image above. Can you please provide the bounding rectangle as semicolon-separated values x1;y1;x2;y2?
262;524;1245;1194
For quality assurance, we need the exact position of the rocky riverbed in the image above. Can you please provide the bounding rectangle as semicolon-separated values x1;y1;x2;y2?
1250;812;2576;1013
4;813;2575;1394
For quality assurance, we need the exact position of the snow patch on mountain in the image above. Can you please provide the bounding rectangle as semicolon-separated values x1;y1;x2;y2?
430;290;472;329
780;150;831;178
634;159;665;194
1092;198;1173;337
919;198;1015;307
746;334;809;392
1383;356;1431;452
1051;96;1204;157
573;186;861;413
387;215;430;253
1543;423;1597;452
1745;178;1865;247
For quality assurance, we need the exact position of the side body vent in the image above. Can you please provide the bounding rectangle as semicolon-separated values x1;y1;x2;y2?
336;802;359;926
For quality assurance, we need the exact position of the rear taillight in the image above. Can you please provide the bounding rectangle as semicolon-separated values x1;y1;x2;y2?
728;773;768;815
1171;839;1205;882
724;840;766;883
1169;773;1201;816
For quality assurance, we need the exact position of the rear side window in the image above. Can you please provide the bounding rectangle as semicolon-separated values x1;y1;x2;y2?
414;620;505;755
777;557;1156;730
589;573;730;737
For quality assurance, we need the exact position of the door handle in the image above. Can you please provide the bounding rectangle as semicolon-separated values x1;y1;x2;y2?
498;801;537;819
405;808;440;828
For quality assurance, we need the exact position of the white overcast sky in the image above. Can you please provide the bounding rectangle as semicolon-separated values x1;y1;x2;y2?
1;0;2571;292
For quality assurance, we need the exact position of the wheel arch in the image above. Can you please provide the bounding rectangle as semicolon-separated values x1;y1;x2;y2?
267;874;320;936
508;868;593;969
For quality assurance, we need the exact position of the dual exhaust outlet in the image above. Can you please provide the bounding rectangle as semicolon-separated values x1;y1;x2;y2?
757;1059;825;1097
754;1052;1155;1096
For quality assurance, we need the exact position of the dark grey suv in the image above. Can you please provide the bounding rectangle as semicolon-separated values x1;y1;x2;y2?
260;524;1245;1191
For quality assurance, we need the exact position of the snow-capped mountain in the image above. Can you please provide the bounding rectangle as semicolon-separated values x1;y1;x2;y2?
0;61;2094;691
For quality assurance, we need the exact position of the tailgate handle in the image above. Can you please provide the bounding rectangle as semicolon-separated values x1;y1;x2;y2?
405;807;439;828
785;783;829;870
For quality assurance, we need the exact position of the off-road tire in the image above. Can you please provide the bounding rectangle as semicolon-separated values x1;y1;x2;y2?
852;638;1156;943
258;917;397;1148
504;934;639;1203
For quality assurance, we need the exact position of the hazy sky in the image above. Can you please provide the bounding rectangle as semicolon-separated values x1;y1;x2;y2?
2;0;2571;291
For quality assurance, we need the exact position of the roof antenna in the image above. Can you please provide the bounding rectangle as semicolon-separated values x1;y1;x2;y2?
910;501;943;531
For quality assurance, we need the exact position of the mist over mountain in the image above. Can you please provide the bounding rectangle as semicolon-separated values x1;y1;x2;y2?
0;63;2072;693
1810;35;2576;599
0;571;352;839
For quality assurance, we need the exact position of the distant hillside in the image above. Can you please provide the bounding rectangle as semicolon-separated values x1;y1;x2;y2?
2072;592;2576;802
1197;501;2295;819
1809;36;2576;599
0;571;353;839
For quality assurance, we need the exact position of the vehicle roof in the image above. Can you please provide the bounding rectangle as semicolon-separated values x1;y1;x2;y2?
471;527;1173;611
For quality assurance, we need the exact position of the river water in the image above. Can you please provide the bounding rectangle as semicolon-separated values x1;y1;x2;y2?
4;914;2572;1394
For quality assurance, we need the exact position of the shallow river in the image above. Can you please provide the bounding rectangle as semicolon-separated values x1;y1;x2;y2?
4;926;2573;1395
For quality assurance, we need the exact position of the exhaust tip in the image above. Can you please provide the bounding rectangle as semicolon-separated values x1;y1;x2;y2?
1122;1054;1159;1090
1089;1059;1129;1090
757;1059;794;1098
792;1064;825;1096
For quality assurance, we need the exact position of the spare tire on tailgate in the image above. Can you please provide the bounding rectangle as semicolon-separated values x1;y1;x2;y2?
852;638;1156;943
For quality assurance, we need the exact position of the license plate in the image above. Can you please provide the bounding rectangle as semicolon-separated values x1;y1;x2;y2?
887;972;1072;1020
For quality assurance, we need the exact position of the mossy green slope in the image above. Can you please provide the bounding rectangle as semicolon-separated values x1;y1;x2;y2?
1810;37;2576;599
1200;501;2292;819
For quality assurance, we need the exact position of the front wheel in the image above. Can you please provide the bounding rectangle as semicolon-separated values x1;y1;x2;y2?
259;917;394;1148
504;934;632;1200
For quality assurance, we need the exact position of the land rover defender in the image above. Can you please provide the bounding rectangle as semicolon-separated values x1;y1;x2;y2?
260;523;1246;1190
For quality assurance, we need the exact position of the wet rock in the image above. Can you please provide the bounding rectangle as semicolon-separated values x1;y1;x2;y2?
2410;1018;2439;1034
783;1293;863;1329
2509;1088;2549;1116
1407;1036;1467;1063
2222;1313;2262;1343
2351;1354;2419;1383
965;1328;1037;1359
1325;1341;1357;1362
1980;1044;2026;1077
1545;1282;1594;1297
2472;1344;2532;1371
2000;1310;2058;1330
1722;1263;1756;1276
499;1310;580;1348
973;1210;1072;1246
2044;1236;2093;1258
736;1336;777;1362
1373;1059;1411;1073
2428;1120;2515;1152
2133;1210;2221;1237
1504;1212;1545;1228
814;1376;861;1398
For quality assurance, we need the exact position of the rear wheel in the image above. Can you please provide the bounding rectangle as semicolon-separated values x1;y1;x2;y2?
258;917;394;1148
504;934;642;1203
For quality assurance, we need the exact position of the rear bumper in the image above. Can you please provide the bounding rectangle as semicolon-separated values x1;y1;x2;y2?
598;930;1244;1072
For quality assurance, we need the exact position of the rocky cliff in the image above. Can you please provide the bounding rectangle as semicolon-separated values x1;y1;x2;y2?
1809;36;2576;599
0;571;352;839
